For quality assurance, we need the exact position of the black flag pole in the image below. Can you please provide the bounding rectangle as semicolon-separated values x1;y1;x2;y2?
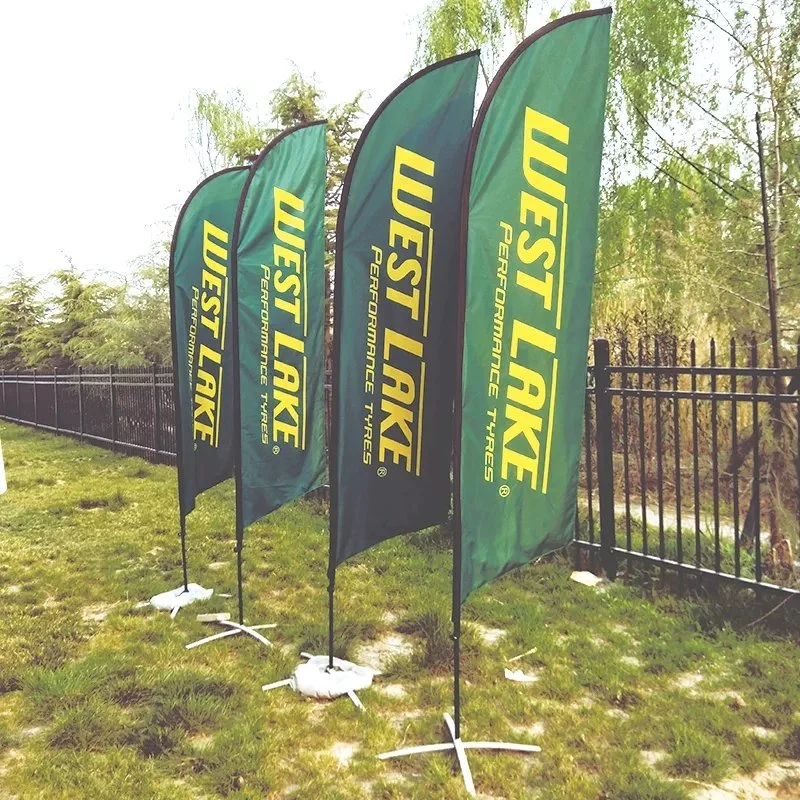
168;200;191;596
184;138;324;653
160;166;252;620
326;126;346;673
378;71;540;788
217;179;274;648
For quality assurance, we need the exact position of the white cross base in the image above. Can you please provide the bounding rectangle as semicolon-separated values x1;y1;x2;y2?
185;620;277;650
378;713;541;797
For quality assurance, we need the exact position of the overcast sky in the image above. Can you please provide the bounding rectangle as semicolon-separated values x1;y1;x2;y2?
0;0;434;283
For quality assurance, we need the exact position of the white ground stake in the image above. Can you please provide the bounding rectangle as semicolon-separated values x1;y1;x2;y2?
379;713;541;797
186;619;276;650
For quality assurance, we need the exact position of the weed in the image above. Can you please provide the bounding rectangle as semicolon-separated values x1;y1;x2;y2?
48;701;124;751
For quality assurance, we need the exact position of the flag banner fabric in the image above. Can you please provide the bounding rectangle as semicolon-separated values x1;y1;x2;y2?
332;52;480;565
169;166;249;516
458;9;612;603
231;122;328;529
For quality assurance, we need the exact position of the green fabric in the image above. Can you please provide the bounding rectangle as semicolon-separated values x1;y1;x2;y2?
234;123;328;529
333;53;479;565
171;167;249;515
459;10;611;603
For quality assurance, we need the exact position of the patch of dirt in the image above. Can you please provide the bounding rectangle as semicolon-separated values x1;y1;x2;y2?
511;720;546;738
708;689;747;709
692;760;800;799
674;671;705;691
473;624;507;646
749;726;780;740
188;733;214;752
81;603;116;622
606;708;630;719
0;748;24;777
570;694;595;709
208;561;228;571
21;726;43;737
640;749;667;768
370;770;407;789
387;709;424;728
305;701;328;722
376;683;407;699
328;741;358;767
2;585;20;595
611;623;630;636
620;655;642;668
355;633;414;672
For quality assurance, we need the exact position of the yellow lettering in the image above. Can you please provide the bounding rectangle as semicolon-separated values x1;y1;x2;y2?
522;107;569;202
391;146;435;228
510;320;556;357
274;188;305;252
203;220;229;275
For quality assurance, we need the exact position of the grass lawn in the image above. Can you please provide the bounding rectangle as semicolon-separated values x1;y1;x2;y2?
1;421;799;800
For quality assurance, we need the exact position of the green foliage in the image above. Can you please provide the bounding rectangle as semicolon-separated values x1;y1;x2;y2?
73;245;172;366
0;270;44;370
191;89;266;174
190;73;364;370
0;244;172;369
14;267;117;370
191;75;363;261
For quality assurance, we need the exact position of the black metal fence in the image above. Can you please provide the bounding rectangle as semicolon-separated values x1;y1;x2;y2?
1;338;798;596
0;366;177;463
579;337;800;598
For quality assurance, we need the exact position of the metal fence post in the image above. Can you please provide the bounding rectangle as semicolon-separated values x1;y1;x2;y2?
1;369;5;416
15;372;20;420
593;338;617;580
110;365;117;451
53;367;59;433
32;368;38;428
151;363;162;460
78;366;84;442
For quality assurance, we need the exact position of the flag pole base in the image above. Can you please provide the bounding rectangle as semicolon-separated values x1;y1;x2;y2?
185;619;276;650
378;713;541;797
260;652;375;711
149;583;214;618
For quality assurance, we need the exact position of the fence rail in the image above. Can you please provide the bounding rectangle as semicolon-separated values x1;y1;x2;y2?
0;366;177;464
1;337;798;597
578;337;800;598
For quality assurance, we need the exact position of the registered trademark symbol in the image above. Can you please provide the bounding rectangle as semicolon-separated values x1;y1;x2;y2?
272;445;280;455
499;484;510;498
193;443;198;451
377;466;388;478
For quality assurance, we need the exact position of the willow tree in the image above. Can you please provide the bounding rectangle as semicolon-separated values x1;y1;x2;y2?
190;73;364;372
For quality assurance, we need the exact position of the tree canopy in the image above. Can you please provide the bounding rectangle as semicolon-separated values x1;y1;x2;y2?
414;0;799;351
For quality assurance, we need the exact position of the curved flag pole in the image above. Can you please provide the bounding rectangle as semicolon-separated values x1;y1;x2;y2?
377;9;612;795
154;167;247;617
167;171;207;598
186;120;328;651
185;136;289;650
323;47;481;710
